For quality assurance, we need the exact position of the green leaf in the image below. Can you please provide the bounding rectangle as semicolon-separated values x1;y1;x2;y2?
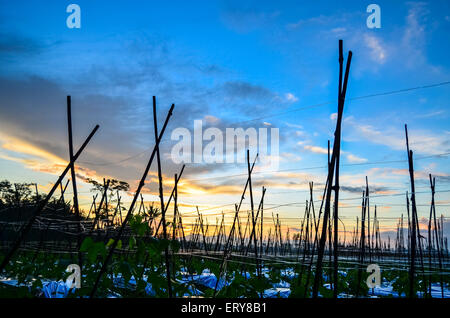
129;236;136;249
106;238;115;247
80;237;94;252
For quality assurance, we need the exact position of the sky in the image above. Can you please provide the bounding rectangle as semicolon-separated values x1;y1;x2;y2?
0;0;449;241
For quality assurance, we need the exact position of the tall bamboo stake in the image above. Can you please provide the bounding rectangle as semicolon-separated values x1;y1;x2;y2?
196;206;209;255
430;174;444;297
89;100;174;298
312;40;352;297
0;124;99;273
152;96;173;298
92;180;110;231
246;150;259;275
356;190;366;298
332;40;344;298
173;174;178;241
405;124;417;298
260;186;264;257
154;165;185;235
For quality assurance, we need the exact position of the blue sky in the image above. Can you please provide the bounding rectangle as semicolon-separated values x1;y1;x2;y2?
0;0;449;238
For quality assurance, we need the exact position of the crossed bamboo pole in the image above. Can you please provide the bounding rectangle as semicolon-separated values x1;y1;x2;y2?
312;39;352;298
89;98;174;298
0;121;99;273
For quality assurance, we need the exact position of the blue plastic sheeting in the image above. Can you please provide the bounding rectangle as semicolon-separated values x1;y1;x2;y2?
272;281;290;288
2;272;449;298
42;281;71;298
181;272;228;290
263;288;291;298
322;282;450;298
0;279;20;287
371;283;450;298
112;274;202;297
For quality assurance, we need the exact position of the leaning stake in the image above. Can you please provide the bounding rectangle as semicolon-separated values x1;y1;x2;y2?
0;124;99;273
89;100;174;298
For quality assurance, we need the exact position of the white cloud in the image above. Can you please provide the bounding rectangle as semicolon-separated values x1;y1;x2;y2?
364;34;387;64
415;110;446;119
204;115;220;124
303;142;367;163
304;145;328;154
346;154;368;163
285;122;303;129
344;117;450;156
281;152;302;162
285;92;299;102
331;27;346;35
286;15;330;30
398;2;441;74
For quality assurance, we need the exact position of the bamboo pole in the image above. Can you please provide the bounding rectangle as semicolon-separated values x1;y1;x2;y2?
430;174;444;297
405;124;417;298
313;40;352;297
91;180;110;231
260;187;264;258
172;174;178;241
152;96;173;298
0;124;99;273
155;165;185;235
356;190;366;298
196;206;209;255
89;100;174;298
246;150;260;275
332;40;344;297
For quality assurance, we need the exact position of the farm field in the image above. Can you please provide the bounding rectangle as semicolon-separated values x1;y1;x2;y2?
0;1;449;303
